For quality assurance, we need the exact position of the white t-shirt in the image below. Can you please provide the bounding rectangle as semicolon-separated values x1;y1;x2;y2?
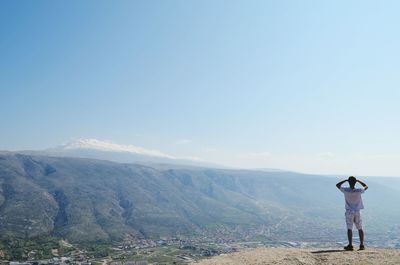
340;187;366;212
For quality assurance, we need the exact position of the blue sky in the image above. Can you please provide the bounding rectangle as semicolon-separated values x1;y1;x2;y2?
1;0;400;176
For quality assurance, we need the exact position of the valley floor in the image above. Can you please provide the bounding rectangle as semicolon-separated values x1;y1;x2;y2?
192;247;400;265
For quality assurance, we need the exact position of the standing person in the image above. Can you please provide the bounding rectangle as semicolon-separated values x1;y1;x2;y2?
336;176;368;251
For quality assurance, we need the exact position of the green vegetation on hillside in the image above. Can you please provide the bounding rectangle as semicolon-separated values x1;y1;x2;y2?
0;234;60;260
0;153;399;249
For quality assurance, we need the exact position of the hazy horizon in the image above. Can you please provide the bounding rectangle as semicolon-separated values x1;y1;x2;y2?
2;1;400;176
1;137;400;178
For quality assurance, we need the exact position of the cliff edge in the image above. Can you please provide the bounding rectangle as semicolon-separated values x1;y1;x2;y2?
192;247;400;265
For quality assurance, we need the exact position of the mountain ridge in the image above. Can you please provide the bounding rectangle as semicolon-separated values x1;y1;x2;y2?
19;138;219;168
0;152;399;247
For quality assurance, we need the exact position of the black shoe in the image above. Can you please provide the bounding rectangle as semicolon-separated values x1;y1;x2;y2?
344;245;354;251
359;245;365;251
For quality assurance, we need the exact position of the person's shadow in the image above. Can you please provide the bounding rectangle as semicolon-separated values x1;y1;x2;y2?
311;250;346;254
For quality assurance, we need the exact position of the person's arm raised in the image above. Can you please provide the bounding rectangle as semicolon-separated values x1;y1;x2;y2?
336;179;347;190
357;179;369;190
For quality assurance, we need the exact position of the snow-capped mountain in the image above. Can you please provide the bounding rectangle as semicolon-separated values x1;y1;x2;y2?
54;138;176;159
36;138;213;167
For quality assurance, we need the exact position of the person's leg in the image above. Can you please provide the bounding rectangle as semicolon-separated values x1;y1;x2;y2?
347;229;353;246
355;211;364;249
358;229;364;246
345;211;354;249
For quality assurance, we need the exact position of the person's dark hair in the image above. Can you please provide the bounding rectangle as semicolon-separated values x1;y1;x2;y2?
348;176;357;187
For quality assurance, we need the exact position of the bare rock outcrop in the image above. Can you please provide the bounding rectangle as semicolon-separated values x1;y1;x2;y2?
193;248;400;265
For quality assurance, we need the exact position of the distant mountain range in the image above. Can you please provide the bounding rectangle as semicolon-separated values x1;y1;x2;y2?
22;139;219;168
0;151;399;245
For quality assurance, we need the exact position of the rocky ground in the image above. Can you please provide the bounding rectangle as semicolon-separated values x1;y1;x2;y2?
192;247;400;265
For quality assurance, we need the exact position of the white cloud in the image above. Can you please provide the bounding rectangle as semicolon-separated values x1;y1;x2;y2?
316;152;335;159
236;152;272;159
181;155;205;162
175;139;193;145
202;147;218;152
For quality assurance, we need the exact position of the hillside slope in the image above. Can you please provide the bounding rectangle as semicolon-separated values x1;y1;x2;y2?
192;248;400;265
0;153;399;244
